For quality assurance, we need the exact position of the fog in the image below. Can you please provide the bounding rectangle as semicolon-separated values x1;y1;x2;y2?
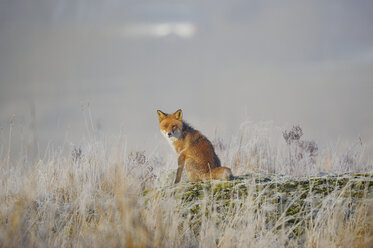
0;0;372;156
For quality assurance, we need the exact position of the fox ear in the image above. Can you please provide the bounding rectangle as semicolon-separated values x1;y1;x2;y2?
174;109;182;121
157;110;167;122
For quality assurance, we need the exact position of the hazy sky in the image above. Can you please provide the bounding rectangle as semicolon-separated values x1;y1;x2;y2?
0;0;372;155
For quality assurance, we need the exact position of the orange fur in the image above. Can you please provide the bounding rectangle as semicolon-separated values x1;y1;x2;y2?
157;109;233;183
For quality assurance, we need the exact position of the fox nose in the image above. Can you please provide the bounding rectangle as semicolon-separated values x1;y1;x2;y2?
168;132;172;137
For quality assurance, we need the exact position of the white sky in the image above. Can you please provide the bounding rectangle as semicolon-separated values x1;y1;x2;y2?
0;0;372;156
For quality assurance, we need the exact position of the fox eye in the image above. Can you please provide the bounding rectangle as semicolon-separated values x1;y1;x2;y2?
172;125;177;129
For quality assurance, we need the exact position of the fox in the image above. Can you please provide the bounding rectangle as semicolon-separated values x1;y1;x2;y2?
157;109;233;183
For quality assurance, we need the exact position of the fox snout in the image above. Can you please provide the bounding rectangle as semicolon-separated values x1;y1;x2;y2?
166;129;180;138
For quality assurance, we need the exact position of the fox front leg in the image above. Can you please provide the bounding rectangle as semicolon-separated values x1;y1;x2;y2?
175;154;186;184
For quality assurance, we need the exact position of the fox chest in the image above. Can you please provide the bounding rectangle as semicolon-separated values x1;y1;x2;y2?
162;134;185;153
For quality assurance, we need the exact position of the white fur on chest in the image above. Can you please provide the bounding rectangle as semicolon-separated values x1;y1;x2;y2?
161;131;176;150
161;130;182;152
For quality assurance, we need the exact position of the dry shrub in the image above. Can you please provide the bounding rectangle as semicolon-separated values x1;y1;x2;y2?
0;121;372;247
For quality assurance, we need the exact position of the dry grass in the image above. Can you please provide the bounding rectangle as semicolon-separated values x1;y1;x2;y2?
0;121;372;247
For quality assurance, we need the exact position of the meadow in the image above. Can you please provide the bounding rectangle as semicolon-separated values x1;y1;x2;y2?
0;121;372;248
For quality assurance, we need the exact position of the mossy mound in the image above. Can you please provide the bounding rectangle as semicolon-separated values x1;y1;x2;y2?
175;172;373;200
145;172;373;236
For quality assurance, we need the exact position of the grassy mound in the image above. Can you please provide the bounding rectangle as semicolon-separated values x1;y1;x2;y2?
146;172;373;237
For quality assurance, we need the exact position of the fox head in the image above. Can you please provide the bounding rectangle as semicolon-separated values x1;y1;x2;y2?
157;109;183;141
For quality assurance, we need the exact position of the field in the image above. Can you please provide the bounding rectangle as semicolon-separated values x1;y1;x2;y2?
0;122;372;248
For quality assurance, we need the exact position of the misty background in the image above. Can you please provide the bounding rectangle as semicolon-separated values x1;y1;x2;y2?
0;0;372;158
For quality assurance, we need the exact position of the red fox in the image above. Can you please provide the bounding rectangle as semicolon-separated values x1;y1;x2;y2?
157;109;233;183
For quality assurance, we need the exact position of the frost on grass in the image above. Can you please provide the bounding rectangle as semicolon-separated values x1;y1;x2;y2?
146;172;373;238
0;121;373;247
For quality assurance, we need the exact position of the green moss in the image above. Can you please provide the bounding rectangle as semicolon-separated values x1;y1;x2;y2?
144;172;373;237
142;189;150;196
